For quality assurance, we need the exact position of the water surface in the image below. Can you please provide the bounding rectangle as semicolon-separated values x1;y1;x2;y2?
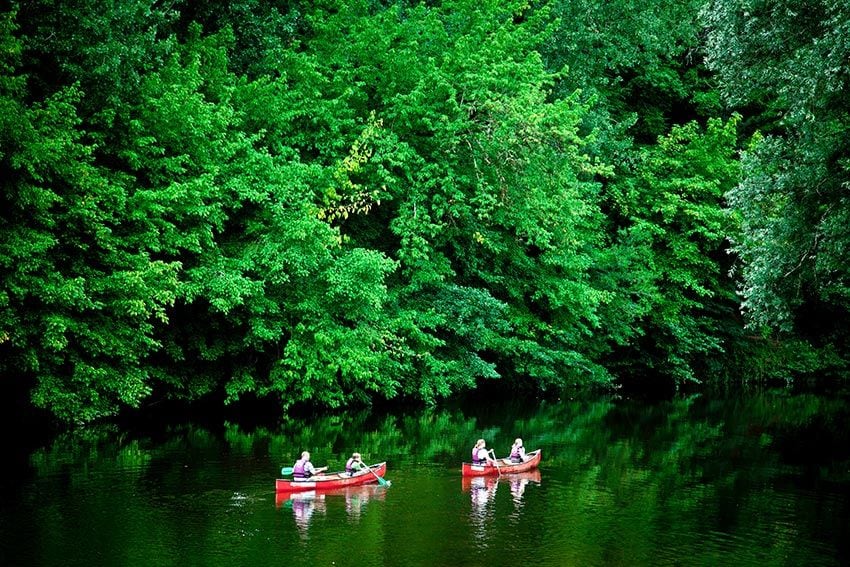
2;390;848;566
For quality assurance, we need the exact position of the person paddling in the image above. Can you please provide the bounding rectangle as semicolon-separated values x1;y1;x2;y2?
471;439;496;465
293;451;327;479
345;452;365;476
509;438;526;463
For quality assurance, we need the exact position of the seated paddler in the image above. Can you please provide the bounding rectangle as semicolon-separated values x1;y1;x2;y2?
345;452;365;476
471;439;496;465
292;451;327;479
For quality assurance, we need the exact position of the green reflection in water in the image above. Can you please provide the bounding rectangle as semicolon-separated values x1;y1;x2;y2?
11;390;850;566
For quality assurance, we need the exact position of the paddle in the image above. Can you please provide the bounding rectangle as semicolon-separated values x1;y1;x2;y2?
361;462;390;487
280;466;328;476
488;450;502;477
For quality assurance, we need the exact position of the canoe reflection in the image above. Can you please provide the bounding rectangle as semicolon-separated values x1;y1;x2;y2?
276;485;387;534
462;470;542;511
287;491;327;535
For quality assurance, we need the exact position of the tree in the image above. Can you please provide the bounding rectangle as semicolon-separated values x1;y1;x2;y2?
544;0;718;142
702;0;850;356
272;0;617;397
605;118;741;382
1;10;180;423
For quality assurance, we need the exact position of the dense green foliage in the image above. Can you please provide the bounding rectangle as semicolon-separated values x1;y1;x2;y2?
701;0;850;345
1;0;847;424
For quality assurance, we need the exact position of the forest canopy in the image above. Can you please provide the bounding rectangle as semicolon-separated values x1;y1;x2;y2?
1;0;847;425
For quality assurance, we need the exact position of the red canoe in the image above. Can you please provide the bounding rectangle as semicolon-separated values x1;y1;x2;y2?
461;449;542;477
275;462;387;493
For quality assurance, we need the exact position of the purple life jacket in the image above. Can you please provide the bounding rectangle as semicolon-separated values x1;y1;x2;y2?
472;448;485;465
510;445;523;459
293;458;308;478
345;458;356;473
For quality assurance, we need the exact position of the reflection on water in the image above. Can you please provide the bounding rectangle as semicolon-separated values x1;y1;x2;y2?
276;486;387;537
466;476;498;542
462;471;542;540
507;470;541;510
289;492;327;537
6;389;849;565
466;476;498;509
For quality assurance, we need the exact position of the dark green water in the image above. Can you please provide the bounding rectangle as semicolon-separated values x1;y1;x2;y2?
2;390;848;566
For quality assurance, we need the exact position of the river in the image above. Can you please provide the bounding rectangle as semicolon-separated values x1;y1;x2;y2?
2;389;848;566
